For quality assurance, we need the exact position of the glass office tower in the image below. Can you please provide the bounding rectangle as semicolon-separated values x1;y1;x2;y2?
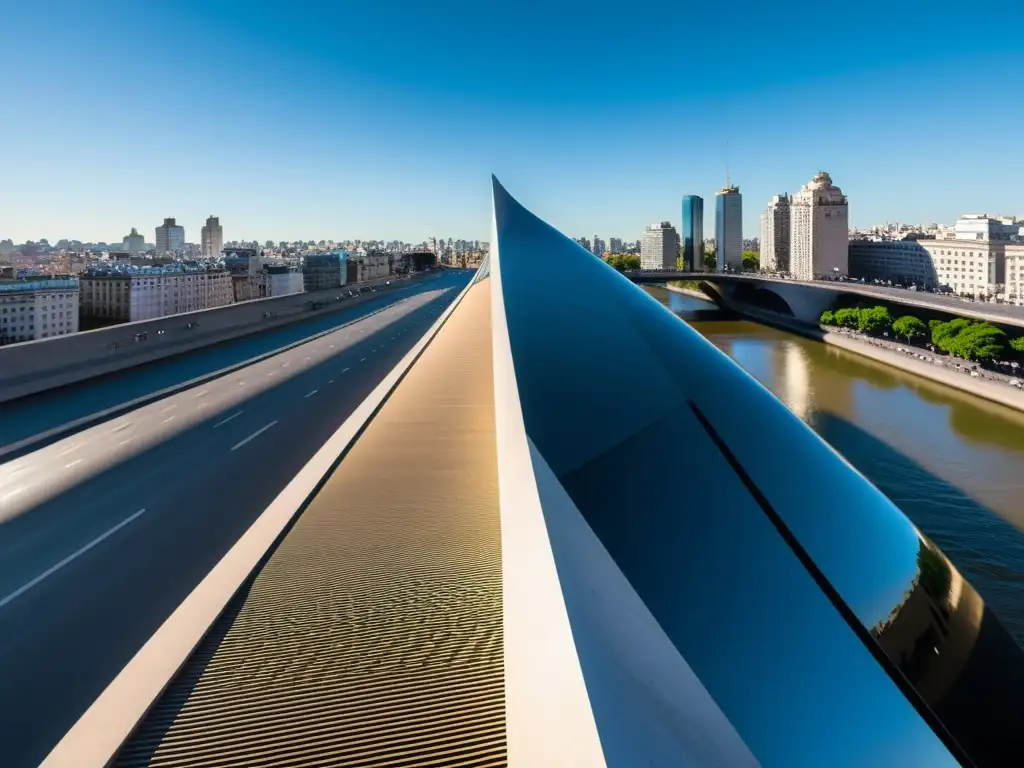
681;195;704;271
715;185;743;273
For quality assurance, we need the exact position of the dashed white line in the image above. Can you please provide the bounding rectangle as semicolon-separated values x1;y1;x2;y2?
161;404;178;413
304;389;319;399
304;356;311;361
2;487;25;502
360;358;367;363
162;416;177;424
230;421;278;452
267;372;276;377
237;381;246;386
0;508;149;611
65;459;83;469
57;443;80;456
282;362;291;368
194;390;208;398
214;411;243;428
109;423;132;434
328;379;335;384
119;437;134;446
197;402;209;409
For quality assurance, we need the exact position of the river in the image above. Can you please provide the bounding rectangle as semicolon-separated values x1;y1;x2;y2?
646;285;1024;644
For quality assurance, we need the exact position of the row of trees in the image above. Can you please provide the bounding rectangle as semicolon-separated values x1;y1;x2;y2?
820;307;1024;363
603;253;641;272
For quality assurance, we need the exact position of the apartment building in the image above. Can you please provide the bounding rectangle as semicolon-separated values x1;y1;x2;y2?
80;265;233;323
0;277;80;345
760;194;791;274
790;171;849;280
640;222;680;270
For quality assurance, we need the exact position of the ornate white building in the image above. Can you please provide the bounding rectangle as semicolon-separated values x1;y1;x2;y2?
790;172;848;280
759;194;791;274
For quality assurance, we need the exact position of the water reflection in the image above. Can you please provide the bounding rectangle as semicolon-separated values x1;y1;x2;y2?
655;287;1024;643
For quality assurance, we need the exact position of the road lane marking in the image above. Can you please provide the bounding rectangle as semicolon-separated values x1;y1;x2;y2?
0;508;149;611
304;356;311;361
65;459;83;469
329;344;334;348
119;437;134;446
342;368;350;373
57;443;80;456
197;402;209;409
230;421;278;452
161;404;177;413
109;423;132;434
1;487;25;502
304;389;318;399
194;390;208;398
282;362;291;368
237;381;246;386
328;379;334;384
360;358;367;363
266;372;276;377
214;411;243;428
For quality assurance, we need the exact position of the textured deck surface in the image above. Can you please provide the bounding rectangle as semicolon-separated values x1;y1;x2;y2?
115;279;505;767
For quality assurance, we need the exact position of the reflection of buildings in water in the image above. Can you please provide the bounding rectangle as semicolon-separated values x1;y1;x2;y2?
872;539;982;707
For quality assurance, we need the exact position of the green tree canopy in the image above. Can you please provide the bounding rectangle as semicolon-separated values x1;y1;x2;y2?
893;315;927;342
834;307;861;329
858;306;893;334
742;250;759;272
949;323;1006;362
819;310;836;326
930;319;1006;362
703;248;717;271
1010;337;1024;353
603;254;640;272
931;318;973;350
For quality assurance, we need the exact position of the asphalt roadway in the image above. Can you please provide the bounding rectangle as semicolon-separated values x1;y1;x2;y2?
0;271;453;453
0;269;472;768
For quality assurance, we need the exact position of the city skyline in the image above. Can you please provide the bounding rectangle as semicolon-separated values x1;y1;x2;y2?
2;1;1022;243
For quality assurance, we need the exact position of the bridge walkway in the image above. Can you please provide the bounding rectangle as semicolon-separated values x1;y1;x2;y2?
113;277;506;767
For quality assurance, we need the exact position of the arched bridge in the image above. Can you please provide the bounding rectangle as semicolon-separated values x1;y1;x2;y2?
625;270;1024;330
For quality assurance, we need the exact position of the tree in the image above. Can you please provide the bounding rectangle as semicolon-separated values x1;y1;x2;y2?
834;308;861;329
1011;337;1024;353
603;254;640;272
819;310;836;326
893;315;926;343
742;250;760;272
948;323;1006;363
931;318;972;351
703;247;717;271
858;306;893;334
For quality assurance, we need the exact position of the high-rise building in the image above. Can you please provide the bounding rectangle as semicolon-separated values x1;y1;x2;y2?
592;237;606;256
640;222;680;270
155;218;186;256
123;227;146;254
201;216;224;260
715;185;743;273
760;194;792;274
609;237;623;254
681;195;704;271
790;171;849;280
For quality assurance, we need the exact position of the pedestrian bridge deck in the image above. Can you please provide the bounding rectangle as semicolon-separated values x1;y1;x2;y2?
114;277;506;767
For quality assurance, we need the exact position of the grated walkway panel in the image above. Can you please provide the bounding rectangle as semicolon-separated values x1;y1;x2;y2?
115;279;505;767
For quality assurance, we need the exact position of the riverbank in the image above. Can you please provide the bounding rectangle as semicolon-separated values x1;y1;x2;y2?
663;284;1024;414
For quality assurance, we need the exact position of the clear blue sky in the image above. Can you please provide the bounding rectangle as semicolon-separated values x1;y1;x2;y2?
2;0;1022;245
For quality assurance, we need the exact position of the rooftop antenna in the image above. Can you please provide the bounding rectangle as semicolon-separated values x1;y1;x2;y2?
725;140;731;189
